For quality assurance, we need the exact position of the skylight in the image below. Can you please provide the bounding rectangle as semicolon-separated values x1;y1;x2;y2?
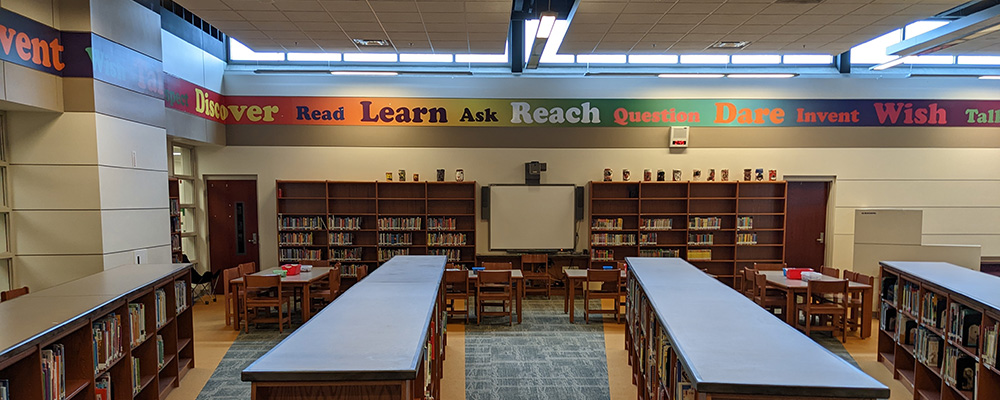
230;38;284;61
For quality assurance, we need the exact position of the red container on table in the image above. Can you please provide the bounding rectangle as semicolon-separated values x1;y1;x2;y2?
784;268;814;280
281;264;301;276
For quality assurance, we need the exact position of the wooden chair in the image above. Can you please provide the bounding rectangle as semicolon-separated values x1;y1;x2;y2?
521;254;551;298
444;269;473;323
309;263;342;314
482;261;512;270
243;274;292;333
0;286;29;302
740;268;757;298
753;273;786;320
238;262;258;277
843;270;858;282
585;269;622;323
476;270;513;325
795;279;849;342
222;267;242;327
753;262;786;271
847;272;874;334
818;265;840;278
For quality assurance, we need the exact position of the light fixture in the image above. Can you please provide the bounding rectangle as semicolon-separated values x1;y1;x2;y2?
726;73;797;78
537;11;557;39
173;152;182;156
980;76;1000;80
657;73;725;78
330;71;399;76
709;41;750;49
352;38;391;47
871;57;907;71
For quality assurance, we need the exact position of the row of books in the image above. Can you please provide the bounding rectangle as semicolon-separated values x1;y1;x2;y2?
639;248;680;257
736;233;758;245
330;248;363;261
129;303;147;347
591;249;614;261
378;232;413;246
169;199;180;215
687;233;713;245
278;216;325;230
329;216;362;230
41;344;66;400
641;218;672;231
131;356;141;395
427;217;459;231
880;303;897;332
93;313;124;373
427;233;467;246
984;320;998;368
378;248;409;262
157;335;165;369
899;280;920;315
279;232;314;245
688;217;721;230
736;216;753;230
897;316;917;346
95;375;110;400
279;248;323;262
155;289;169;329
428;248;462;261
914;327;943;368
639;233;658;245
590;233;637;246
171;234;181;251
330;232;354;245
942;347;977;391
175;281;187;314
592;218;624;230
170;216;181;232
922;291;946;330
882;275;898;304
948;303;982;348
377;217;422;230
687;249;712;261
339;264;366;277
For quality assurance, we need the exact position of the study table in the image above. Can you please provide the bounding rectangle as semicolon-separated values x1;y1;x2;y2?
242;256;447;400
563;268;626;324
229;266;332;329
467;269;524;324
760;270;875;339
626;257;889;399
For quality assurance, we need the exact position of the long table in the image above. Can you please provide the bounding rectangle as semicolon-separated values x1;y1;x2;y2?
242;256;447;400
229;266;332;328
627;257;889;399
761;270;875;338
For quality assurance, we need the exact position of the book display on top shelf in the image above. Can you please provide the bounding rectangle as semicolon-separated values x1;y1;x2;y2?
590;181;785;287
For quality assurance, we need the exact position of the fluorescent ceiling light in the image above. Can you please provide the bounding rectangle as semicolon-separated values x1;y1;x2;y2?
330;71;399;76
537;12;558;39
904;20;950;40
399;53;454;63
730;54;781;64
287;52;342;62
726;73;797;78
679;54;729;64
342;53;398;62
229;38;285;61
902;55;954;65
783;54;833;64
957;55;1000;65
628;55;678;64
455;54;508;63
871;57;906;71
576;54;626;64
540;20;573;64
658;73;724;78
850;29;903;64
980;75;1000;80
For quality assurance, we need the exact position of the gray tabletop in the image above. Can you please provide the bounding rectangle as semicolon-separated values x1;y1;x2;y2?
880;261;1000;311
241;255;447;382
626;257;889;398
0;263;191;362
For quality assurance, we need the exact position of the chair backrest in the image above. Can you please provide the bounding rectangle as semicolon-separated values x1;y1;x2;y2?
356;265;368;280
843;270;857;282
328;264;342;293
616;261;628;270
806;279;849;303
1;286;29;302
444;269;470;293
753;262;786;271
223;267;241;297
478;270;512;285
238;262;257;276
482;262;512;270
302;259;330;269
852;272;874;286
742;268;757;294
587;269;621;292
819;265;841;278
245;274;282;292
521;254;548;264
753;273;769;298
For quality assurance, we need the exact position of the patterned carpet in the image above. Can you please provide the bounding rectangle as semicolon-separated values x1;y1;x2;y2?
465;298;612;400
196;327;294;400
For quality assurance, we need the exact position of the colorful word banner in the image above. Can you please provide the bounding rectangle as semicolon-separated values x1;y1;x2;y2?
64;33;164;99
0;8;66;75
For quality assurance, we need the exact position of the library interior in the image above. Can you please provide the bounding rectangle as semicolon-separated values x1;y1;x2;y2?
2;0;1000;400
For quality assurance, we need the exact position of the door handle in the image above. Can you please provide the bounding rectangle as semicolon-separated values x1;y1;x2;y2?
816;232;825;244
250;233;258;245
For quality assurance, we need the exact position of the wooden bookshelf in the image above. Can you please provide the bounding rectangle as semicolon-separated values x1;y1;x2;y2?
241;255;447;400
626;257;889;400
878;261;1000;400
168;178;182;263
590;181;785;287
276;181;477;274
0;264;193;400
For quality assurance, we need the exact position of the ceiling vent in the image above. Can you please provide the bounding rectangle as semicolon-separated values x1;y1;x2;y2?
709;41;750;49
353;38;391;47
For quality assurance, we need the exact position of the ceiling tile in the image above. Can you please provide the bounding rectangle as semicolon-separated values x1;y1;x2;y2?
174;0;229;10
284;11;334;22
464;1;511;13
578;2;629;14
772;25;819;35
729;25;779;35
714;2;769;15
758;4;817;15
418;2;465;13
689;24;734;34
317;1;374;12
369;1;419;12
239;11;289;21
222;0;277;11
426;23;470;33
274;2;327;12
192;10;244;21
609;24;655;33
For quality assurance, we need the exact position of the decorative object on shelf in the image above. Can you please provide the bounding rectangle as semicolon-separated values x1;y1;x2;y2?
436;169;445;182
604;168;612;182
755;168;764;181
721;169;729;181
643;169;652;181
768;170;777;181
413;173;419;182
623;169;631;181
456;169;464;182
398;169;406;182
708;169;716;181
657;169;665;181
743;169;752;181
672;169;681;181
692;169;701;181
386;172;393;181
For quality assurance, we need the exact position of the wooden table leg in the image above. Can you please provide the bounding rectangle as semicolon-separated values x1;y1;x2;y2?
231;281;241;331
568;277;577;324
861;287;873;339
784;288;796;326
517;279;523;324
563;275;570;314
302;284;312;323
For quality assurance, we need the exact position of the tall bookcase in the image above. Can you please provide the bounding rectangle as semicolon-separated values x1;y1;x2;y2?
168;179;182;263
276;181;477;274
589;181;786;287
878;261;1000;400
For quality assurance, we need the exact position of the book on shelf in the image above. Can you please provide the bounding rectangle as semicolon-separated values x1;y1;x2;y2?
592;218;624;230
687;233;713;245
675;366;695;400
377;217;421;230
329;232;354;245
736;232;758;245
175;281;188;313
428;248;461;262
378;232;413;246
948;304;982;348
95;375;110;400
93;313;123;374
427;232;467;246
915;327;943;368
129;303;147;347
900;281;919;315
157;335;165;369
131;356;141;395
881;275;897;304
639;232;658;245
378;248;409;262
0;379;8;400
688;217;721;230
279;232;314;245
922;291;946;330
41;344;65;400
983;320;998;368
736;216;753;230
428;217;459;231
330;248;362;261
278;216;325;230
155;288;168;328
169;199;180;215
639;248;679;258
591;249;613;261
329;216;362;230
657;329;671;393
590;233;636;246
687;249;712;261
641;218;672;231
880;302;897;332
897;315;917;345
280;248;324;261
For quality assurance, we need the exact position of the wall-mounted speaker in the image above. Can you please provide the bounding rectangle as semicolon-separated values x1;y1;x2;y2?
669;126;689;148
481;186;490;220
574;186;585;221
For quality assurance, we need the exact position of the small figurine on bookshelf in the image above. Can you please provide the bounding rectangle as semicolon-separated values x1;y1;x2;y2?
707;169;716;181
456;169;465;182
643;169;652;181
398;169;406;182
385;172;393;181
436;169;445;182
603;168;612;182
413;173;419;181
623;169;631;181
672;169;681;181
743;168;752;181
692;169;701;181
657;169;665;181
768;169;777;181
721;169;729;181
755;168;764;181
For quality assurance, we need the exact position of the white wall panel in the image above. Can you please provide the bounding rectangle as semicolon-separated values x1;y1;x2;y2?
94;114;168;171
100;209;170;254
8;112;97;164
922;208;1000;234
13;210;104;255
836;180;1000;208
923;235;1000;255
161;32;207;87
97;167;169;210
11;165;100;210
101;244;171;270
16;255;104;291
203;52;225;93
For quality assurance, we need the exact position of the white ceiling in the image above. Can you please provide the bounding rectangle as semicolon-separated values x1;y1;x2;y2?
175;0;999;56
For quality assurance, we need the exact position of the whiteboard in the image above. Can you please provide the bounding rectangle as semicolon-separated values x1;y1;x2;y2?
489;185;577;251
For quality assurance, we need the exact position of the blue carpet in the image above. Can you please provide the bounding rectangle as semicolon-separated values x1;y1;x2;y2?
196;327;293;400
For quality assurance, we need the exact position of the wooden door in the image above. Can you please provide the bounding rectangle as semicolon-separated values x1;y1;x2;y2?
208;179;260;292
785;181;829;268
